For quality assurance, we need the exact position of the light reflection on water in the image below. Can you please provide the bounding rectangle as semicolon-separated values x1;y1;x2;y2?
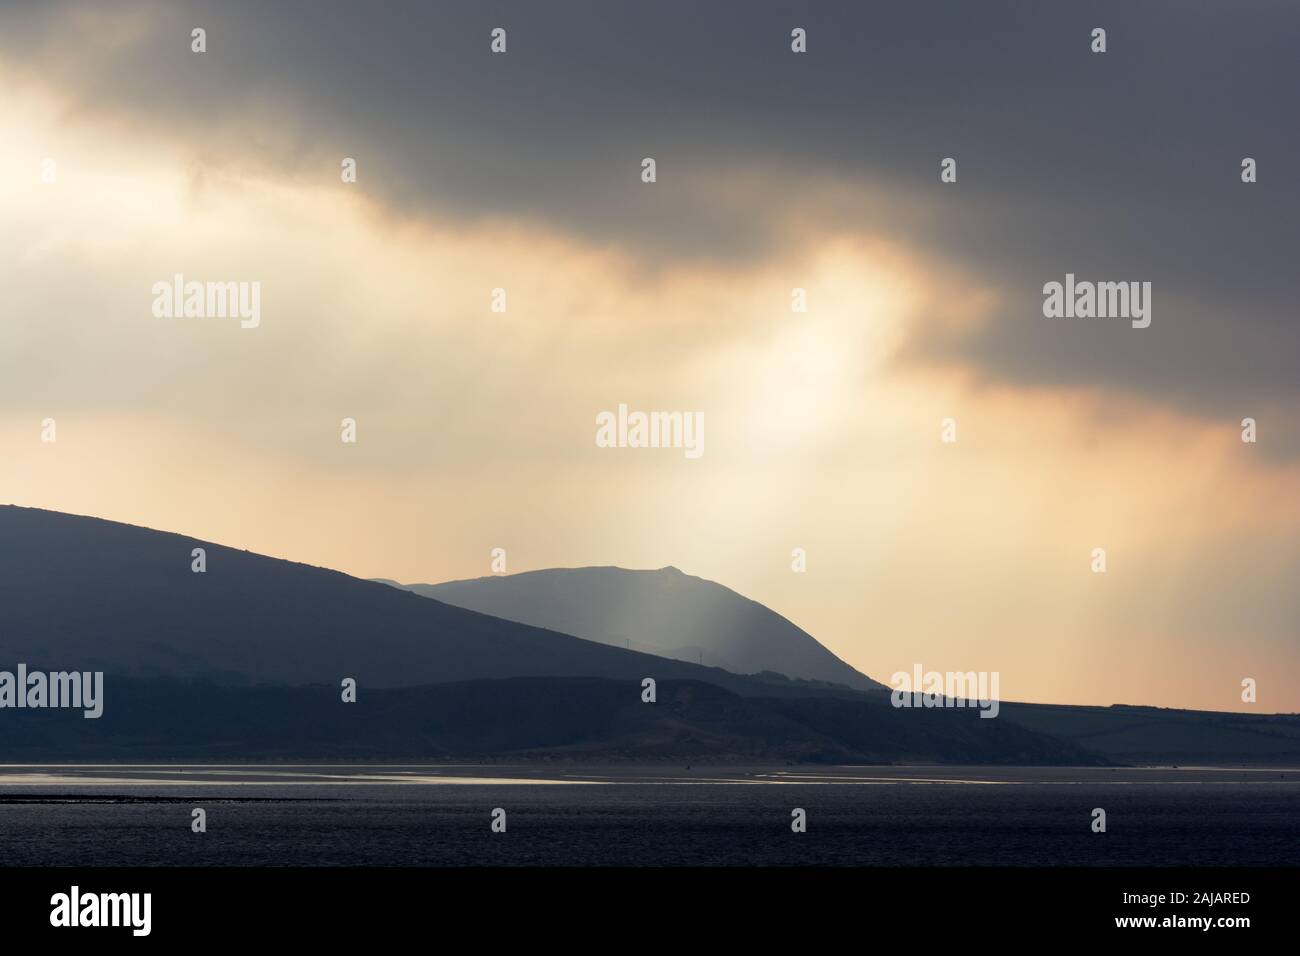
0;764;1295;788
0;766;1296;866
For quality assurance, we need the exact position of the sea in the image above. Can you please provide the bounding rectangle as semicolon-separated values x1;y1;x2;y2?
0;764;1295;867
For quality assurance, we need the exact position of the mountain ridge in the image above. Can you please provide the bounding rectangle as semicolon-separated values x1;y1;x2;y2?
0;506;851;697
6;506;1295;766
389;565;883;691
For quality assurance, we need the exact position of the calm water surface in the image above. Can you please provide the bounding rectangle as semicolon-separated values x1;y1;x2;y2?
1;764;1295;866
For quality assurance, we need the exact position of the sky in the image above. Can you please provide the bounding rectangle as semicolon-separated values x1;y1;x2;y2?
1;0;1297;711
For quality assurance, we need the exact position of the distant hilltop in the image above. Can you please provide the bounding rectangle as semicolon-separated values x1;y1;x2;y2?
387;565;883;692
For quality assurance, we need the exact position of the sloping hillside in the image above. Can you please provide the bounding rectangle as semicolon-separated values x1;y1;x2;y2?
396;566;881;690
0;506;833;696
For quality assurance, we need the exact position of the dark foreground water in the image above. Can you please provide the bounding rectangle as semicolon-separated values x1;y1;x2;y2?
0;765;1295;866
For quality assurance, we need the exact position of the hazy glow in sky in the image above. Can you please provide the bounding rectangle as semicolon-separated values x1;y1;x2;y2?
2;2;1296;712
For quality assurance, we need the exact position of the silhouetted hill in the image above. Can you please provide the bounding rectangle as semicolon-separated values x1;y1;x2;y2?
0;506;849;696
0;675;1099;764
4;506;1289;766
390;566;883;691
999;701;1300;766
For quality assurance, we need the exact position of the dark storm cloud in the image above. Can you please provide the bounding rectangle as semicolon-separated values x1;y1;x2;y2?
4;0;1297;446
